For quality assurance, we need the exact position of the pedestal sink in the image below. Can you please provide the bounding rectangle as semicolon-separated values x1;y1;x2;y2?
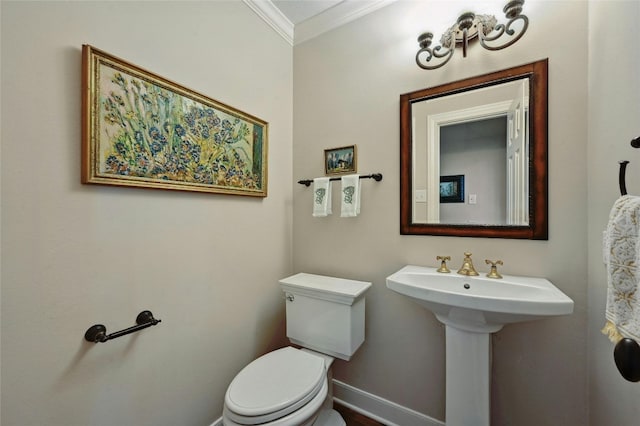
386;265;573;426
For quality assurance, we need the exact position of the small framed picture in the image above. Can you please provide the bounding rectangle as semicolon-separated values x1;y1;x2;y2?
440;175;464;203
324;145;357;176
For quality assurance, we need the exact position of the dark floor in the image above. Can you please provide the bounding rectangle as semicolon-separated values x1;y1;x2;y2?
334;402;385;426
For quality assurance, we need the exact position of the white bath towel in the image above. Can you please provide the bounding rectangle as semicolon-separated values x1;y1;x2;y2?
340;174;361;217
602;195;640;343
312;177;332;217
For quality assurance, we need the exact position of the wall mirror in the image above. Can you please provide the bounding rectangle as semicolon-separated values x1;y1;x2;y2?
400;59;548;239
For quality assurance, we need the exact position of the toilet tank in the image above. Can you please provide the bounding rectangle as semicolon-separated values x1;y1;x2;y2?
279;273;372;361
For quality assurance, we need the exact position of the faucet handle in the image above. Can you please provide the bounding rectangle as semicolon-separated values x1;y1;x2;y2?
436;255;451;273
485;259;504;279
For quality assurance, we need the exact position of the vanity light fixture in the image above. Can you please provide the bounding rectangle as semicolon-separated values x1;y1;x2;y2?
415;0;529;70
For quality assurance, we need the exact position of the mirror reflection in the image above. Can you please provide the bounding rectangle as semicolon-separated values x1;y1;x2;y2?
412;78;528;226
400;59;548;239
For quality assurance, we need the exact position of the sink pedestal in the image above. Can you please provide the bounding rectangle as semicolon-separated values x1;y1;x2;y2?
386;265;574;426
445;325;492;426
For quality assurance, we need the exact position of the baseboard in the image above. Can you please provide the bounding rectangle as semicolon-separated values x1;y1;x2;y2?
332;380;444;426
212;380;444;426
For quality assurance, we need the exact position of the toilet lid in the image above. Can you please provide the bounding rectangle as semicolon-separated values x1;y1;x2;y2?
225;347;326;425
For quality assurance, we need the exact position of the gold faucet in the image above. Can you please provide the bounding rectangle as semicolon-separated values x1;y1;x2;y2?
485;259;504;279
436;256;451;273
457;252;479;276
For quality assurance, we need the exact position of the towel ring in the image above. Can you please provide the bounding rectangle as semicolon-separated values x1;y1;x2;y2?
618;136;640;195
619;161;630;195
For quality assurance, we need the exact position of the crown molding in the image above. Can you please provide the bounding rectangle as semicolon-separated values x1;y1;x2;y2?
294;0;396;45
243;0;294;45
245;0;396;46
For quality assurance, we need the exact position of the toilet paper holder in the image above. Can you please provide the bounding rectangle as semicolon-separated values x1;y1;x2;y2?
84;310;161;343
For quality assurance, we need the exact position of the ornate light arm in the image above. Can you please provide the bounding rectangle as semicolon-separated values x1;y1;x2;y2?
415;32;455;70
479;0;529;51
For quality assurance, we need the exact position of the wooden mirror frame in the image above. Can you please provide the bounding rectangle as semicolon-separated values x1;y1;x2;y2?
400;59;548;239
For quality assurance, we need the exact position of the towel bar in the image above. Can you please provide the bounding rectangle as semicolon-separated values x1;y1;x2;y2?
297;173;383;187
84;310;161;343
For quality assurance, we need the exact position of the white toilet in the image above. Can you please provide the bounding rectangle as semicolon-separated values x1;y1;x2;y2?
222;272;372;426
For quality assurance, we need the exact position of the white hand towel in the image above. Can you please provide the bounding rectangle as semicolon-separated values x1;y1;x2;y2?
602;195;640;343
341;174;361;217
312;177;332;217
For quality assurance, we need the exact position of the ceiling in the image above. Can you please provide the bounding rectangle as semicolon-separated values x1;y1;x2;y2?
246;0;395;45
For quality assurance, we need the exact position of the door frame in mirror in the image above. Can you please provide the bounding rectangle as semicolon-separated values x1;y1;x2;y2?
400;59;548;239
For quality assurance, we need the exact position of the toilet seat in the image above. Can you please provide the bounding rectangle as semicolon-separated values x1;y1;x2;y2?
224;347;327;425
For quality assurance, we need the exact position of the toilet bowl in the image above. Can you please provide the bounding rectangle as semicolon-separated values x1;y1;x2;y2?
223;347;336;426
222;273;371;426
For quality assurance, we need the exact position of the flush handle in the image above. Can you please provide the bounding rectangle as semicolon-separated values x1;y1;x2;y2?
285;294;295;302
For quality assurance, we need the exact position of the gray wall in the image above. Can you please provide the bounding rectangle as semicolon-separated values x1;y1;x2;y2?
1;2;292;425
588;1;640;424
3;1;640;425
293;1;588;424
440;117;507;225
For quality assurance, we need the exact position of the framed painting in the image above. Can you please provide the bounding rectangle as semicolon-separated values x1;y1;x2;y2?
440;175;464;203
324;145;357;176
81;45;268;196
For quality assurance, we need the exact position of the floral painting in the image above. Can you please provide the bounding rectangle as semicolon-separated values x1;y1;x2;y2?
82;45;268;196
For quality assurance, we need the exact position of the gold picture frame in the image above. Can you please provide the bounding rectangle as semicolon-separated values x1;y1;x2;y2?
82;45;268;196
324;145;357;176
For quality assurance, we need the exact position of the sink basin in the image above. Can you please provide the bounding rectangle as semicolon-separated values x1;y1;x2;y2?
386;264;574;425
386;264;574;332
